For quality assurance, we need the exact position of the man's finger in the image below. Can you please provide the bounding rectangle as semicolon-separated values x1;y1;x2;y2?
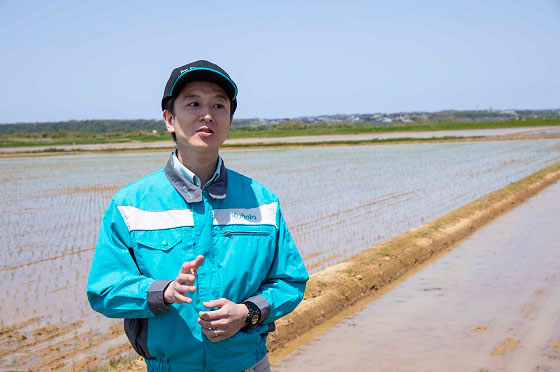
198;318;228;329
199;299;232;320
180;255;204;274
201;327;230;342
192;255;204;270
176;273;196;284
174;284;196;294
209;334;229;343
202;298;228;309
199;308;226;321
181;262;194;274
201;327;221;338
173;292;192;304
188;255;204;273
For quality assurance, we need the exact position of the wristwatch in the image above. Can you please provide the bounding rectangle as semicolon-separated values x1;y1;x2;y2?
241;301;261;331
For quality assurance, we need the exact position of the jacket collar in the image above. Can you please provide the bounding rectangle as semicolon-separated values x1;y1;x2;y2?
164;153;228;203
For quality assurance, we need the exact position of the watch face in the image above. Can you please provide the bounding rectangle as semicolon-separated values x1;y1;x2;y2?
250;314;259;325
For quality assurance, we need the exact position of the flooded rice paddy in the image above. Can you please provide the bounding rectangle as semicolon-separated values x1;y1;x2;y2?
1;139;560;369
275;179;560;372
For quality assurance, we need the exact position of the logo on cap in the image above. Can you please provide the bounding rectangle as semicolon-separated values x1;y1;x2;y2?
180;67;199;74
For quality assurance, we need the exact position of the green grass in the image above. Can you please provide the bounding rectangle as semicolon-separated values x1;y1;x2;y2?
0;131;170;147
228;117;560;138
1;117;558;148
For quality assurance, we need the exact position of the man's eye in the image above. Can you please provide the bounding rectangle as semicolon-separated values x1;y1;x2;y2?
187;102;199;107
214;103;225;109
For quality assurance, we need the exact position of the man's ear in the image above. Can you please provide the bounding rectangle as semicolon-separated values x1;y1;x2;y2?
163;110;175;134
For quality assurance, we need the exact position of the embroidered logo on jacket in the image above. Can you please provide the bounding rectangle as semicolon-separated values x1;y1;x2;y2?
231;212;257;221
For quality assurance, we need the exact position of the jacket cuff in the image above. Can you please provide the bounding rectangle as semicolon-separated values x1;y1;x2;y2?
245;295;270;325
148;280;173;315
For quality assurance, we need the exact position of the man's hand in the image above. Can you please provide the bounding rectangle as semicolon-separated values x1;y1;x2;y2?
163;255;204;305
198;298;249;342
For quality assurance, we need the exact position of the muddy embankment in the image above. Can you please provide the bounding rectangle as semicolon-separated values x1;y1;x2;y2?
102;161;560;371
266;160;560;362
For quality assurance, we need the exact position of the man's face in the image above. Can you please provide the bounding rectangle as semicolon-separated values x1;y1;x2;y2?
163;80;232;157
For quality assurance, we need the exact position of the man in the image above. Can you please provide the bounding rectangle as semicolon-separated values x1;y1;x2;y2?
87;60;309;372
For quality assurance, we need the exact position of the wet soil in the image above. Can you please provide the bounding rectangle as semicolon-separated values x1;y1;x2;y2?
275;179;560;371
0;317;132;371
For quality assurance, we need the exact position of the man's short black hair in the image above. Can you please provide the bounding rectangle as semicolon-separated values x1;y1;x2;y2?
165;96;178;142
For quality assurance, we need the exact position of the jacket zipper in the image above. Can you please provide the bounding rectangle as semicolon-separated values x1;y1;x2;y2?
221;231;269;236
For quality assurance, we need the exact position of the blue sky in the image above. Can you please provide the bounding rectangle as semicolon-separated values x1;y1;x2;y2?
0;0;559;123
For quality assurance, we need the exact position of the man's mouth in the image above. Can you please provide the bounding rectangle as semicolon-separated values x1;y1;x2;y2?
197;127;214;134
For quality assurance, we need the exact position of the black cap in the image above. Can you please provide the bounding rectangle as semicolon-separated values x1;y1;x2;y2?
162;60;238;115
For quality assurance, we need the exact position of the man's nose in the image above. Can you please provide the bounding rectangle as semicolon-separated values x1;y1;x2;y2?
201;113;213;122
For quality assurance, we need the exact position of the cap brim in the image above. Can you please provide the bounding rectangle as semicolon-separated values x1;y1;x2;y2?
170;68;237;101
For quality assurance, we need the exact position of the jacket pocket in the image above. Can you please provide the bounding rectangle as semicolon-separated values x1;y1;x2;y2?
213;227;276;301
214;228;275;265
134;229;182;251
132;229;190;278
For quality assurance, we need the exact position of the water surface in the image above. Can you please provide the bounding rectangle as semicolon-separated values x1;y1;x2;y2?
276;181;560;372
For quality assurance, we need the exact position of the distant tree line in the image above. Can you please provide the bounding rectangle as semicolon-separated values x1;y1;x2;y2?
0;119;165;135
1;109;559;136
0;119;350;135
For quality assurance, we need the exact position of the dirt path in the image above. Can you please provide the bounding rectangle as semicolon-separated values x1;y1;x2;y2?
1;126;559;154
275;179;560;371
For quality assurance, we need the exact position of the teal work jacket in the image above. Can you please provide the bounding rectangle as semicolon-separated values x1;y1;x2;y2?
87;154;309;372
